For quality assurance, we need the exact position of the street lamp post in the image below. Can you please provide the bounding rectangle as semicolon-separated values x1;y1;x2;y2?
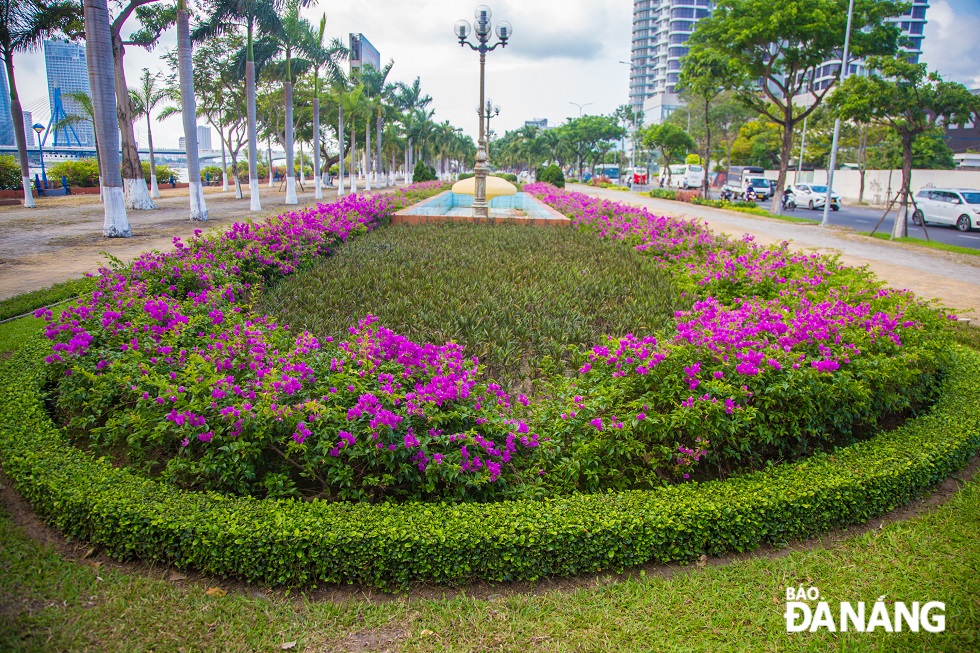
569;101;592;117
479;99;500;158
821;0;856;226
32;123;47;192
456;5;511;219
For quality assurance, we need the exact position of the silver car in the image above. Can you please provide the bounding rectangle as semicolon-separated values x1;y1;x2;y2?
793;184;840;211
912;188;980;232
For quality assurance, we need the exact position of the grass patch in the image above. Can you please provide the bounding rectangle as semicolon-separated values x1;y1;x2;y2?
256;222;685;393
0;276;95;322
865;232;980;257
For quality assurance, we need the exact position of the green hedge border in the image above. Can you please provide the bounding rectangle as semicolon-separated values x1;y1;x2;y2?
2;335;979;589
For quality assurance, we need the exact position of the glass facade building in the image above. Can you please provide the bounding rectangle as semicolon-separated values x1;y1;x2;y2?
44;39;94;147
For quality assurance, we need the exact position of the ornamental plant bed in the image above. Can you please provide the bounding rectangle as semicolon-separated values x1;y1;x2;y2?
0;181;977;589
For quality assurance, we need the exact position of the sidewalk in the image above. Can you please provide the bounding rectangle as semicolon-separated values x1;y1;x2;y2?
577;185;980;318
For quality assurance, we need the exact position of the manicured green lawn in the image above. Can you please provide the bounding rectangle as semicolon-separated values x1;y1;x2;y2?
865;232;980;257
256;222;684;392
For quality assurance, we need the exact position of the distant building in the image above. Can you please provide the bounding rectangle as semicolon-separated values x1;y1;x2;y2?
197;125;211;150
178;136;186;150
525;118;549;129
0;67;13;147
23;111;33;148
945;89;980;154
44;39;94;147
349;33;381;73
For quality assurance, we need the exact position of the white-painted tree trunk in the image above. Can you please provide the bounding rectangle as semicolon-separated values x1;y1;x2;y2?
177;1;207;221
284;77;297;205
313;96;322;200
22;177;34;208
351;131;357;193
246;52;261;212
146;113;160;199
102;186;130;237
365;121;372;191
124;177;156;209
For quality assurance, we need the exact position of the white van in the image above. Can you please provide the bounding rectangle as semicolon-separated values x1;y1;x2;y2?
667;164;705;190
912;188;980;231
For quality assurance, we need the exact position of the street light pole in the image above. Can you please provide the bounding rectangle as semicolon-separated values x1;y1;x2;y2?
479;99;500;158
32;123;47;192
569;101;592;117
821;0;855;227
456;6;511;219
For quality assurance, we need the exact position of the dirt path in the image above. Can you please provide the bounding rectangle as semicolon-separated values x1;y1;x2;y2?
0;183;355;301
580;185;980;318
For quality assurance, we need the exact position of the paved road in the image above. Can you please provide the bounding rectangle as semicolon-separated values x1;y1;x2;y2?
632;185;980;250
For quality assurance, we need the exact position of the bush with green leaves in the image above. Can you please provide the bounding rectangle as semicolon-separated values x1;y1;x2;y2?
48;159;100;187
0;154;22;189
537;164;565;188
141;161;173;184
457;172;474;181
413;162;437;183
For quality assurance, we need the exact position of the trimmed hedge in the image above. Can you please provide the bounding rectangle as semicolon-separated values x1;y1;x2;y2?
2;335;977;589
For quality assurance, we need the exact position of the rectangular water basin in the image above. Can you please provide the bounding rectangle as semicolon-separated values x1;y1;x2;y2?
391;191;570;226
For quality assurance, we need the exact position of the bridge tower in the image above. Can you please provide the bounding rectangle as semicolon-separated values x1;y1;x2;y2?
45;85;83;148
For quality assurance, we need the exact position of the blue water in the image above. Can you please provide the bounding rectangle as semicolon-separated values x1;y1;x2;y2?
403;191;555;218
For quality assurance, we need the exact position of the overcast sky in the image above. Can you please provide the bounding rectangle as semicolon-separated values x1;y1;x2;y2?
14;0;980;150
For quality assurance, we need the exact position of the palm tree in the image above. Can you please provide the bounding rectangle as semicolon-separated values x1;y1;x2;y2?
362;60;394;188
396;77;432;182
52;90;106;201
108;0;168;210
332;80;361;197
83;0;130;236
0;0;81;208
307;15;346;200
195;0;289;212
176;0;208;220
129;68;165;198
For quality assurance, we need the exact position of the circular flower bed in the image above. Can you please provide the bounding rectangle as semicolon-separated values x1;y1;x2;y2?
1;181;978;589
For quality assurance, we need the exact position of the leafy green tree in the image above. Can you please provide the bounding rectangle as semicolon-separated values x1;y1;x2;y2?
0;153;20;188
688;0;905;211
559;115;624;178
677;48;745;193
49;158;100;187
830;56;975;238
642;122;695;186
730;118;783;168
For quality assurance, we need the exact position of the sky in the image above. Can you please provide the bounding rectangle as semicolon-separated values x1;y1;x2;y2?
14;0;980;150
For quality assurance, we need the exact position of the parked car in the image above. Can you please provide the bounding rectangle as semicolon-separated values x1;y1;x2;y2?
792;183;840;211
912;188;980;232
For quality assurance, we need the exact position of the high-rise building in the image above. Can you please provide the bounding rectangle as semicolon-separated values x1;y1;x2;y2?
43;39;94;147
23;111;34;148
197;125;211;150
628;0;929;125
0;66;13;147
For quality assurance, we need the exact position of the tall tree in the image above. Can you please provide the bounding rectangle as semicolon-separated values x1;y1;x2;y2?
108;0;174;210
677;49;745;194
175;0;207;219
84;0;130;236
642;122;695;186
830;56;975;238
195;0;288;211
129;68;165;198
687;0;904;212
362;60;394;188
0;0;81;208
396;77;432;182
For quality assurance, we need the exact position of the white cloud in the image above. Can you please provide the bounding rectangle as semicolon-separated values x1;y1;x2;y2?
921;0;980;88
14;1;632;148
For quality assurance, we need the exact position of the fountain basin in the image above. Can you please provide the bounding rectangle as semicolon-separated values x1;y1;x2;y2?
391;191;570;227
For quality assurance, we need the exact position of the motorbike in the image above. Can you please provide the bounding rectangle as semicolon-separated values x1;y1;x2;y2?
720;187;734;202
781;191;797;211
744;188;758;202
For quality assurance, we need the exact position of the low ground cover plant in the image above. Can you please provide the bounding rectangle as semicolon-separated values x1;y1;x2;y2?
32;182;949;502
256;222;683;393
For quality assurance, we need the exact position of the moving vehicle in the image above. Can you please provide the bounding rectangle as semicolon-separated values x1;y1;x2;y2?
912;188;980;231
781;189;796;211
593;164;620;183
792;183;840;211
667;164;706;189
723;166;772;200
623;167;648;185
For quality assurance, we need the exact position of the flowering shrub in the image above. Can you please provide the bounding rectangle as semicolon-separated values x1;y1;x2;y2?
35;181;953;504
